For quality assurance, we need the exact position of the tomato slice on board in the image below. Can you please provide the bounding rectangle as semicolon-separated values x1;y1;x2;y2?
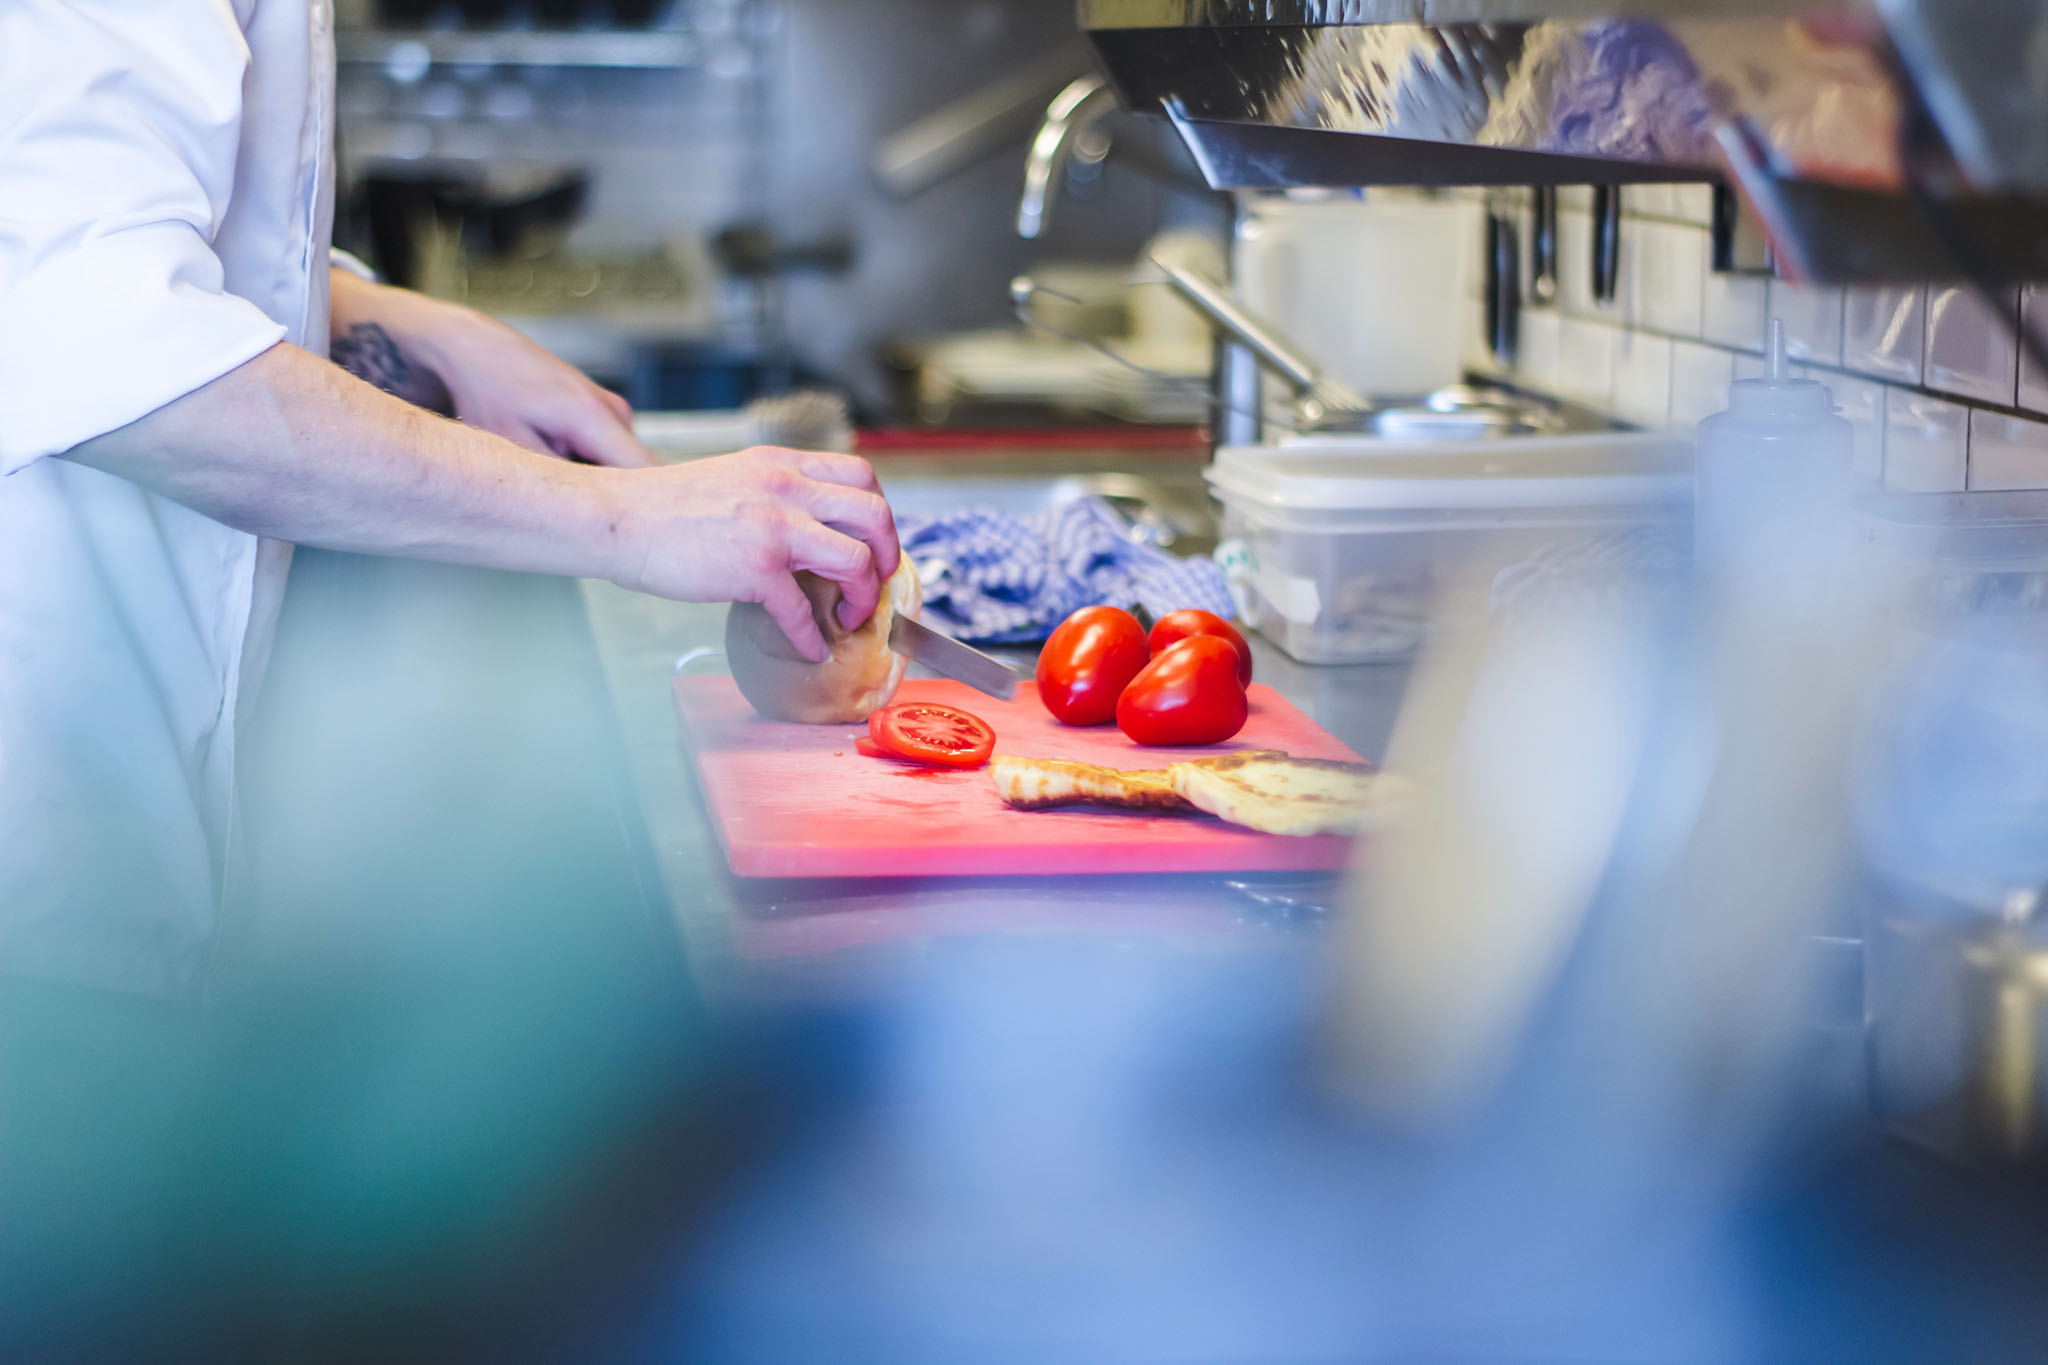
1147;609;1253;687
868;703;996;768
1116;635;1250;747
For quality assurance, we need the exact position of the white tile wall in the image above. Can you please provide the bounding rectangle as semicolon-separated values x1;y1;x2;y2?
1628;185;1677;218
1470;183;2040;503
1629;221;1706;338
1611;331;1673;427
1820;372;1888;481
1884;390;1970;493
1557;210;1601;318
1843;286;1925;385
1669;340;1733;430
1969;411;2048;491
1702;272;1768;353
1517;308;1562;394
1556;317;1619;406
1770;282;1845;367
1462;296;1499;378
1926;286;2020;406
1670;185;1716;228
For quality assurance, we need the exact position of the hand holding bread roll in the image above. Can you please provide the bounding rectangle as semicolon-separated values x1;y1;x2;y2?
727;557;923;723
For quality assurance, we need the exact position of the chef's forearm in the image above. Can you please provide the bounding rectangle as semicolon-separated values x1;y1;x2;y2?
328;267;456;410
63;341;626;581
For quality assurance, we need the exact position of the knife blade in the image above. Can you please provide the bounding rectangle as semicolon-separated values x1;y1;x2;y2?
889;615;1025;702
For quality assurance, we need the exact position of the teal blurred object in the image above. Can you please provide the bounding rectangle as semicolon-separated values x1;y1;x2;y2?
0;551;744;1362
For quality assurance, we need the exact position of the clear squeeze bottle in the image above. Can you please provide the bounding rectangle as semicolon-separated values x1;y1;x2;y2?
1694;318;1855;595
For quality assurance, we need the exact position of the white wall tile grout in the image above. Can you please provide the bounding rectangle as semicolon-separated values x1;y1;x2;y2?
1469;183;2036;494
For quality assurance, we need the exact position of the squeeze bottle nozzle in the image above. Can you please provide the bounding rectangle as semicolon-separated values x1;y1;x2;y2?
1767;317;1788;381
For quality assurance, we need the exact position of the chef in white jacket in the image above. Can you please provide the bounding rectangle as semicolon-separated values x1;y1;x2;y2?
0;0;897;997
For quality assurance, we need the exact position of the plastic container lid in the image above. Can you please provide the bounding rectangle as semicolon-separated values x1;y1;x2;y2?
1208;431;1694;513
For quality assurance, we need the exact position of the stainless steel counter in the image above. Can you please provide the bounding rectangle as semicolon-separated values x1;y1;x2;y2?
579;447;1414;1003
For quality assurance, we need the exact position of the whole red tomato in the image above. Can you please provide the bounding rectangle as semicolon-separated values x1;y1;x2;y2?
1116;636;1249;746
1036;606;1150;726
1147;609;1253;687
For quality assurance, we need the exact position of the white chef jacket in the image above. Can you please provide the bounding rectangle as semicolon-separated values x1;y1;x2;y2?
0;0;340;996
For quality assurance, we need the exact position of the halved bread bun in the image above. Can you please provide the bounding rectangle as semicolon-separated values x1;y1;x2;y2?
726;558;923;723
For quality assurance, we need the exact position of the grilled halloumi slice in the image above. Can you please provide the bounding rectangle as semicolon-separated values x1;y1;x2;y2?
1167;752;1411;837
990;751;1286;813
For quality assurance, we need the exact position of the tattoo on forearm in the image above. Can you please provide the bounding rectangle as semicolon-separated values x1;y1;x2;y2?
331;322;452;413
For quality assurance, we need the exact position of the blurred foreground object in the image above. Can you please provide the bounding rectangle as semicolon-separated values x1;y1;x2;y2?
1326;326;1884;1164
1862;613;2048;1164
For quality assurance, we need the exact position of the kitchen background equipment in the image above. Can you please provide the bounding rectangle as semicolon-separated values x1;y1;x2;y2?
1082;1;2048;284
1143;252;1371;428
921;232;1222;426
335;0;1180;419
1230;193;1473;407
671;675;1368;878
870;53;1092;200
1137;239;1588;443
360;164;593;293
1008;254;1556;441
1864;889;2048;1164
633;390;854;456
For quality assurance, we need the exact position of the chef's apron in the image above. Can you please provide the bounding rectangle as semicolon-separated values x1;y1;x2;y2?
0;0;338;997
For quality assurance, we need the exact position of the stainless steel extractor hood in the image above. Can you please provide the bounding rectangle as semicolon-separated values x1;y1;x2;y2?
1079;0;2048;283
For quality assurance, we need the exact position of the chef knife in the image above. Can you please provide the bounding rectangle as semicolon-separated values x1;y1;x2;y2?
889;615;1025;702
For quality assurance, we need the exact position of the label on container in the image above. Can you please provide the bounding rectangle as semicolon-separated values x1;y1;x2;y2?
1255;562;1322;625
1218;537;1321;626
1213;538;1255;620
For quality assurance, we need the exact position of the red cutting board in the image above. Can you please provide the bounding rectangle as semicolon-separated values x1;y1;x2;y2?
672;675;1366;878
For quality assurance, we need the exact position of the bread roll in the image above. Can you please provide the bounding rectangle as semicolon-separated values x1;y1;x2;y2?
725;558;923;723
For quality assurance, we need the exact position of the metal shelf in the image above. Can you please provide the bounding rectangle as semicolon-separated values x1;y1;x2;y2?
337;28;699;71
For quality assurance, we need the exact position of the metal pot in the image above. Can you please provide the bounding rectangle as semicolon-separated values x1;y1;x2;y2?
1867;887;2048;1163
1858;615;2048;1165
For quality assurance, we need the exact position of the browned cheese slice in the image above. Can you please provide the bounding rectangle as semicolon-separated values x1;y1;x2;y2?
1166;752;1411;837
989;751;1288;814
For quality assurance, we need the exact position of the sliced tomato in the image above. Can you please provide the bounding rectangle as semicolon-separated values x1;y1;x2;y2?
1147;609;1253;687
854;736;898;761
868;702;996;768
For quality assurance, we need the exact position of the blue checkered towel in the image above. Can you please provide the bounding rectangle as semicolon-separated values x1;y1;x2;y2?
898;497;1236;643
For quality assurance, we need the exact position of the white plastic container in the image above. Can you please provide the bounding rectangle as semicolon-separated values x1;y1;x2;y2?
1209;432;1692;663
1856;488;2048;617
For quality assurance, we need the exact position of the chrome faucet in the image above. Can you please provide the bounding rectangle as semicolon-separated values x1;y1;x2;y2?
1016;73;1119;239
